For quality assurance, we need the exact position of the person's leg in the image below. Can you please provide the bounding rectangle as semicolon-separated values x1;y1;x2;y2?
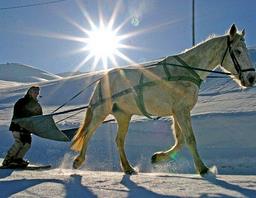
15;133;31;160
2;131;23;166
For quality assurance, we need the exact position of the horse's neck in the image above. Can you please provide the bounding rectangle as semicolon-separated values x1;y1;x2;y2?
175;36;228;80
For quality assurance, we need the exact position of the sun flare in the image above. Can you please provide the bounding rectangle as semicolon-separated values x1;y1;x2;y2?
30;1;157;71
85;26;121;66
24;1;179;72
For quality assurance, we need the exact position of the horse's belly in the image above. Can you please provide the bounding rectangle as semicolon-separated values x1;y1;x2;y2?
113;81;198;116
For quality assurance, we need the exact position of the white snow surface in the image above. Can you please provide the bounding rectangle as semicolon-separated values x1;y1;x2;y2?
0;63;256;197
0;63;61;83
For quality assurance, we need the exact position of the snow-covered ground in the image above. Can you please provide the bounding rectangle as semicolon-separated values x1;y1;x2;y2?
0;169;255;197
0;63;61;83
0;63;256;197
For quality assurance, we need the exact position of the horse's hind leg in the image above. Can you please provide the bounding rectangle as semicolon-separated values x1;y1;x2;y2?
151;115;184;163
175;109;209;175
113;111;136;174
72;107;109;169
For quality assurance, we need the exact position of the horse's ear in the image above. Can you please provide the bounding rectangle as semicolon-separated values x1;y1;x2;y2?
229;24;237;40
242;29;245;37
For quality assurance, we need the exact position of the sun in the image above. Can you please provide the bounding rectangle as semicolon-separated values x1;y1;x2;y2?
87;27;119;58
70;1;143;71
84;25;121;67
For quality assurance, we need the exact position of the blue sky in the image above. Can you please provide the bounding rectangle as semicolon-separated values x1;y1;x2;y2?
0;0;256;74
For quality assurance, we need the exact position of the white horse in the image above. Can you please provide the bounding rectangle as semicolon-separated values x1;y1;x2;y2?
71;24;255;175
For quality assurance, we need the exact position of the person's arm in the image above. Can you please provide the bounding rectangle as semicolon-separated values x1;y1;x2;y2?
13;99;27;119
37;104;43;115
30;102;43;116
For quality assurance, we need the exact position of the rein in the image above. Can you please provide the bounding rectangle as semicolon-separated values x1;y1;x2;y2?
159;62;232;75
51;76;104;113
52;36;254;119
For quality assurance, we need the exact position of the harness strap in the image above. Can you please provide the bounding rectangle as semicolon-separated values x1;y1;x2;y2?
162;59;172;80
134;72;154;119
90;72;203;119
160;57;202;87
173;55;202;85
98;80;103;104
129;57;203;119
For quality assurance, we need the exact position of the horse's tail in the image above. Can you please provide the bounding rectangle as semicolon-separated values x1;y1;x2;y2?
71;106;93;152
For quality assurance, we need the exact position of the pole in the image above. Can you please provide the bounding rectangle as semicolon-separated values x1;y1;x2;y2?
192;0;195;46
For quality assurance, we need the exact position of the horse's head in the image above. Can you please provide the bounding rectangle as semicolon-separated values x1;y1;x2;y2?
221;24;256;87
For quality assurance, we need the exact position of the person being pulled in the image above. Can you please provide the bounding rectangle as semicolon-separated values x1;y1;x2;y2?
2;86;43;168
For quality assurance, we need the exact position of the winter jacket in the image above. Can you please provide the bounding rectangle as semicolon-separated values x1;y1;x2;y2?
9;94;43;133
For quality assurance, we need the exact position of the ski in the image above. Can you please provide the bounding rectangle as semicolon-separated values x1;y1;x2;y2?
0;164;51;170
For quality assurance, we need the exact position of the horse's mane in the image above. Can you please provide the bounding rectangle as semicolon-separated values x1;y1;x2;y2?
182;34;219;53
182;29;244;54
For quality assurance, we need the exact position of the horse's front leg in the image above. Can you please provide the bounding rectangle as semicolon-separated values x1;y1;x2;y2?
151;115;185;163
73;106;109;169
175;109;209;175
73;130;94;169
113;112;136;175
73;124;102;169
73;142;86;169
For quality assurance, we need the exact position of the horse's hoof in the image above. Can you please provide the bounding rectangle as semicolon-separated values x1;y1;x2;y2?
73;161;79;169
199;167;209;176
151;153;157;164
201;165;218;177
125;169;138;175
73;158;83;169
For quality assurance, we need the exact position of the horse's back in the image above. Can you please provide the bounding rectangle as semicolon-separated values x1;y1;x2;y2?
90;65;199;115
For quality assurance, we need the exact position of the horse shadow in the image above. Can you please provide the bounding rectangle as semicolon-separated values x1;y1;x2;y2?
0;174;97;197
204;175;256;197
65;174;97;198
120;175;175;198
158;174;256;197
0;169;13;179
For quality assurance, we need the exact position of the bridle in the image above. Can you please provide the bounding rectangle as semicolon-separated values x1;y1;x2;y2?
221;36;255;79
